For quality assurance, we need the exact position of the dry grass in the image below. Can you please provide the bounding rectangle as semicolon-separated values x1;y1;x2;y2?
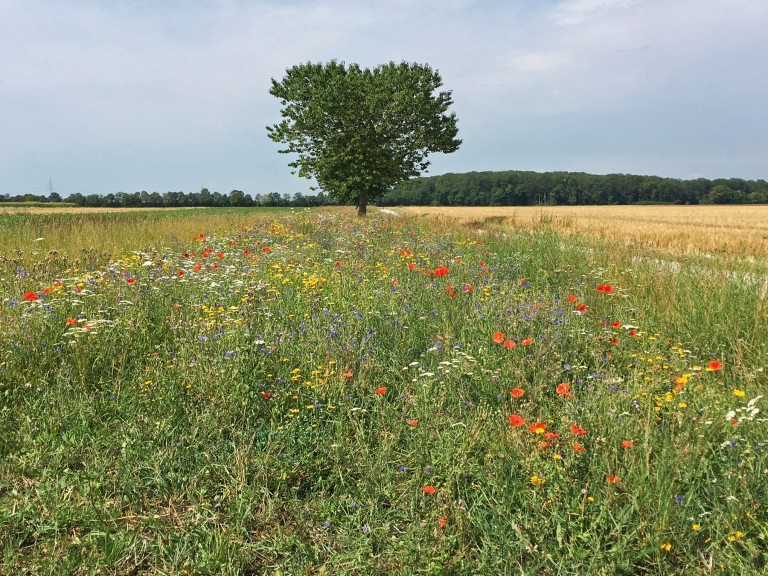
391;205;768;260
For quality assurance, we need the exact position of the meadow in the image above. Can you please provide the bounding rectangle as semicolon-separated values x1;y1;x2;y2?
0;206;766;575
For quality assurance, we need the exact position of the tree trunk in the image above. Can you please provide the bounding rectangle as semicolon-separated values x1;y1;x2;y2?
357;191;368;217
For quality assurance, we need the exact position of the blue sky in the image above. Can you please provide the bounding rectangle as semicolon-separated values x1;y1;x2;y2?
1;0;766;198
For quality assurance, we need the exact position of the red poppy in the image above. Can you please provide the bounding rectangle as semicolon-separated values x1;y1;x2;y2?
568;294;578;303
261;392;271;400
433;267;450;277
629;329;637;337
621;440;633;449
571;423;587;436
22;292;39;301
606;475;621;484
192;264;202;272
448;292;456;298
543;432;560;439
407;419;419;426
66;318;77;325
421;485;436;495
376;387;387;395
407;263;415;270
493;331;505;344
43;287;52;295
126;277;136;285
708;360;723;371
262;246;270;253
508;414;525;428
509;388;525;398
217;252;224;258
577;303;588;314
573;442;586;453
212;264;219;270
612;321;621;328
604;285;614;294
528;421;547;434
520;338;533;346
342;371;353;378
556;383;570;396
438;515;447;528
178;270;185;276
503;339;515;349
597;284;605;292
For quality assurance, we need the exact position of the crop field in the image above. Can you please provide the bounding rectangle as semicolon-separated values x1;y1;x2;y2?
397;205;768;260
1;206;766;574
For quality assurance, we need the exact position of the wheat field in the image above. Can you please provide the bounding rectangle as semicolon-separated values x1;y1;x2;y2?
394;205;768;260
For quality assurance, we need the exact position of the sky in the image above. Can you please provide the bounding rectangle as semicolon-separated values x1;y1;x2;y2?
1;0;766;199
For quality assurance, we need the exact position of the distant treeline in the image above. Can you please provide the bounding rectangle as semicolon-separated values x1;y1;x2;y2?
0;189;338;208
377;171;768;206
4;171;767;209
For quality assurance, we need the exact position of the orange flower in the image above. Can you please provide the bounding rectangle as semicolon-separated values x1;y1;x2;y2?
420;485;436;495
509;388;525;398
521;338;533;346
342;371;353;378
376;387;387;395
708;360;723;371
438;515;447;528
612;321;621;328
493;331;505;344
568;294;578;303
573;442;586;453
508;414;525;428
66;318;77;325
543;432;560;439
577;303;588;314
606;475;621;484
503;339;515;349
571;423;587;436
621;440;633;449
22;291;39;301
126;277;136;285
528;421;547;434
406;419;419;426
556;383;571;396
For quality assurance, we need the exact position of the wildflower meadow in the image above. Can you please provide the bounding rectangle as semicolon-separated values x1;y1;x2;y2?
1;208;766;574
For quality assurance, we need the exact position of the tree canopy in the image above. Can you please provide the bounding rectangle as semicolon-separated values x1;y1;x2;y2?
267;60;461;216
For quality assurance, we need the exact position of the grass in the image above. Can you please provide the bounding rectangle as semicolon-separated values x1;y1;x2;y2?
0;207;766;574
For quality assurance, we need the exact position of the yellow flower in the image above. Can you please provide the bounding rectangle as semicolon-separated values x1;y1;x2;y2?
659;542;672;551
692;524;701;531
733;389;746;397
530;475;546;486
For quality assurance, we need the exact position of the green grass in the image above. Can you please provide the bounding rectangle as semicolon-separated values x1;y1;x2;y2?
0;210;766;574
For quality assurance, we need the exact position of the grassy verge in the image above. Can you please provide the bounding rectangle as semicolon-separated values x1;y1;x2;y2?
1;210;766;574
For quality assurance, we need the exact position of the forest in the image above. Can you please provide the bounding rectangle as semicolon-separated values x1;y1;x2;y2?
3;171;767;208
377;170;768;206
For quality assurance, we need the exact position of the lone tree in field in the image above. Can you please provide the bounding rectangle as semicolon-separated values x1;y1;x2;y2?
267;60;461;216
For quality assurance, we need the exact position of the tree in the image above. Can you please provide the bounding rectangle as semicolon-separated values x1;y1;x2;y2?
267;60;461;216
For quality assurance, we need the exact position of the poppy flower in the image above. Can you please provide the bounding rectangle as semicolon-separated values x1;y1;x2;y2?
629;329;637;337
520;338;533;346
528;421;547;434
571;423;587;436
43;287;52;295
342;371;353;378
406;419;419;426
192;264;202;272
407;263;415;270
612;321;621;328
597;284;605;293
66;318;77;325
604;285;614;294
420;485;436;495
376;387;387;395
606;475;621;484
621;440;633;449
217;252;224;258
508;414;525;428
707;360;723;371
577;303;588;314
543;432;560;440
509;388;525;398
126;277;136;285
573;442;586;453
448;292;456;298
568;294;578;303
177;270;185;276
438;515;447;528
503;339;515;349
493;331;505;344
261;392;271;400
556;383;570;396
22;291;39;301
